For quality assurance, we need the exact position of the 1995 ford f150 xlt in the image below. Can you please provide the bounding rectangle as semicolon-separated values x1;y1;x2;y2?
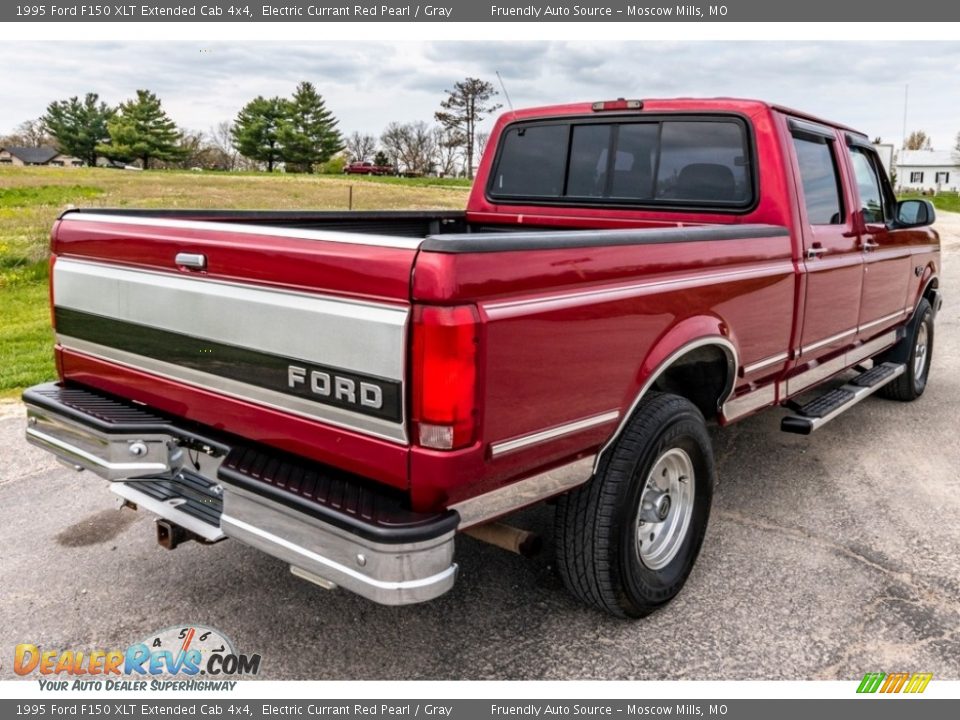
24;98;942;618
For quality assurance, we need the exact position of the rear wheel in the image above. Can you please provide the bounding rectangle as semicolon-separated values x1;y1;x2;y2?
555;392;714;618
880;298;933;401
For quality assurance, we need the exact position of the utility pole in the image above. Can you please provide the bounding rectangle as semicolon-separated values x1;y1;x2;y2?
901;84;909;150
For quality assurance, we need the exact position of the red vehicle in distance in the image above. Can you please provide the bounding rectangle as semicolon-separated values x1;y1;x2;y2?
24;98;941;617
343;160;395;175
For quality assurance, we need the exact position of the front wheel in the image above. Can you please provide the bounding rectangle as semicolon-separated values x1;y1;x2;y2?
880;298;934;401
555;392;715;618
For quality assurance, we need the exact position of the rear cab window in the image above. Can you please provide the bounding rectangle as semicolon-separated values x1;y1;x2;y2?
488;115;755;210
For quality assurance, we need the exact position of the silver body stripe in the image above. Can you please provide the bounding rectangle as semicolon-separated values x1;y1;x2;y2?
742;351;790;375
483;262;794;318
800;309;906;356
782;330;897;396
859;308;908;333
490;411;620;458
801;328;857;355
62;212;424;250
54;258;408;381
59;337;408;443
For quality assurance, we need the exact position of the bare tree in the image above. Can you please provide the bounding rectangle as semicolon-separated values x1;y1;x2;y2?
904;130;932;151
345;131;377;163
953;131;960;165
380;121;436;175
432;126;463;177
209;120;239;171
380;122;406;171
435;78;501;179
476;131;490;160
1;118;53;147
175;128;208;168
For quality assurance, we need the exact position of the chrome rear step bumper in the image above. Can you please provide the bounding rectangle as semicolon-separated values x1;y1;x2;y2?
22;382;458;605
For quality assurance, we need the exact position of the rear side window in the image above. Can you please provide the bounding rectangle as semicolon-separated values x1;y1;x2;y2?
792;136;844;225
488;116;754;209
491;124;569;197
654;122;750;202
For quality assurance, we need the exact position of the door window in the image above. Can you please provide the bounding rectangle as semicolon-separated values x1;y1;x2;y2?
849;147;887;224
792;136;844;225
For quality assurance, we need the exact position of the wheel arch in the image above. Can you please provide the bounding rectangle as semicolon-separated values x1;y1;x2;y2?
920;272;939;307
594;321;738;472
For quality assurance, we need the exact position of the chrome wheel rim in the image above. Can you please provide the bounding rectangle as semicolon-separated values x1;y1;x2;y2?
914;323;929;380
636;447;695;570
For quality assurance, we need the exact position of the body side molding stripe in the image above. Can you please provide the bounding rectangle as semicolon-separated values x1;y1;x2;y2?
741;351;790;375
483;261;794;318
489;411;620;458
858;308;907;333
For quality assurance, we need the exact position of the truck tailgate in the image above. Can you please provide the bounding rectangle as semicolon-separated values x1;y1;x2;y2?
51;211;420;488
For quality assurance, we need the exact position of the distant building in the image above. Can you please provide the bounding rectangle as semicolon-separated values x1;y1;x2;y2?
896;150;959;193
872;143;895;175
0;146;84;167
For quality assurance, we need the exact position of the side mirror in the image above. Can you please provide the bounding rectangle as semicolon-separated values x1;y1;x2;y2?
895;198;936;228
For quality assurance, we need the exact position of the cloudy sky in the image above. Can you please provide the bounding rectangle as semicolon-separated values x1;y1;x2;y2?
2;41;959;149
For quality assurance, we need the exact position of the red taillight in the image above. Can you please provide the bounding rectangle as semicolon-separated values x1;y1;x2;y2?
411;305;480;450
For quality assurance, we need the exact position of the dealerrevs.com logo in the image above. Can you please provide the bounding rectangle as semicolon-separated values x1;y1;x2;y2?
14;625;261;691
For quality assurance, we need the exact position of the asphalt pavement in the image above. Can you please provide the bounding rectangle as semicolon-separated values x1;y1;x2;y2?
2;214;958;681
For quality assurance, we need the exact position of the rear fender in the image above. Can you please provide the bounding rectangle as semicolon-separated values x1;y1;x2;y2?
593;317;738;472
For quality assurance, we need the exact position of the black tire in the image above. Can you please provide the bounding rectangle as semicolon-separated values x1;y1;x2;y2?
879;298;934;401
554;392;715;618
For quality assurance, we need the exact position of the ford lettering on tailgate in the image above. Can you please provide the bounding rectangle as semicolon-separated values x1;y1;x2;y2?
286;364;399;420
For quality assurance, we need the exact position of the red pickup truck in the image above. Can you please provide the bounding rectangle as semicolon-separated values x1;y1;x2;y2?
343;161;395;175
25;98;941;618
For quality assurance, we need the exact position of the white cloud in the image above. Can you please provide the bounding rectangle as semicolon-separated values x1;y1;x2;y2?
1;41;958;149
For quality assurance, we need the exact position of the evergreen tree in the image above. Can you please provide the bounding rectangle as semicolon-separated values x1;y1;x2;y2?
231;96;286;172
96;90;183;169
43;93;114;167
278;82;342;173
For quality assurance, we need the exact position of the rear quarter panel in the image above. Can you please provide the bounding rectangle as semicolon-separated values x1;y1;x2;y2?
411;230;796;508
408;101;802;509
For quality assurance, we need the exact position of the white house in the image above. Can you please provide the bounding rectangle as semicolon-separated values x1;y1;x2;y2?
896;150;959;193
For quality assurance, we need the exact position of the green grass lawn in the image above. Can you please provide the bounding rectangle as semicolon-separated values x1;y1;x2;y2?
0;167;470;399
899;190;960;213
0;282;54;394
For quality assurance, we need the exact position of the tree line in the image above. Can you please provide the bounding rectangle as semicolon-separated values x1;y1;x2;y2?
1;77;502;178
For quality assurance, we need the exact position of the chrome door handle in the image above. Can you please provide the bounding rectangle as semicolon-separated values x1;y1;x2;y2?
806;246;828;259
861;239;880;251
175;252;206;270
